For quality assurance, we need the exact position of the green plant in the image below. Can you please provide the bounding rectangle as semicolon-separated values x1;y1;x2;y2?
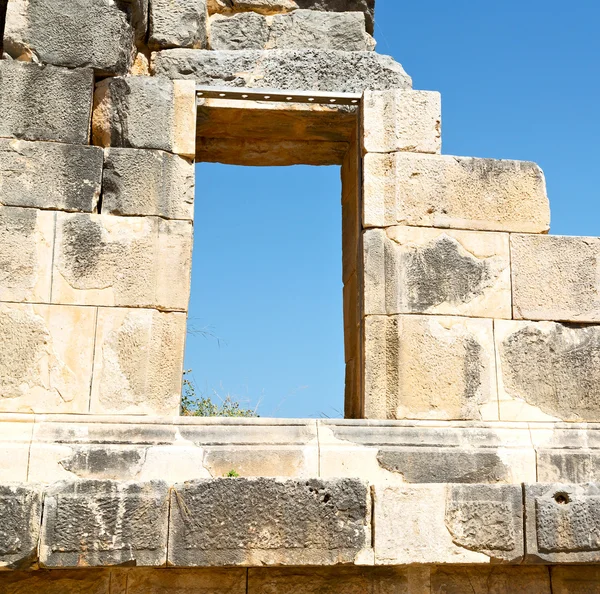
225;469;240;478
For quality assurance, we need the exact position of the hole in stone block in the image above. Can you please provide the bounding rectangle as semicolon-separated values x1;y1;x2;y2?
554;492;571;505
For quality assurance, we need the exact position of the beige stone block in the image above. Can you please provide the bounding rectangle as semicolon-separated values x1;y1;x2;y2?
0;569;111;593
552;566;600;594
0;206;54;302
363;153;550;232
364;226;511;318
511;233;600;322
0;303;95;413
90;308;186;415
431;567;551;594
0;415;34;482
365;315;498;420
126;568;247;594
363;90;441;154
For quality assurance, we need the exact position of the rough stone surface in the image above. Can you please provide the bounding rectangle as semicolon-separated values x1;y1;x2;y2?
0;138;103;213
430;567;551;594
363;153;550;232
511;233;600;322
0;484;42;570
168;478;370;566
0;60;93;144
364;226;511;319
209;12;269;50
153;48;412;92
364;315;498;421
102;148;194;219
295;0;375;34
40;480;170;567
208;0;298;15
149;0;208;50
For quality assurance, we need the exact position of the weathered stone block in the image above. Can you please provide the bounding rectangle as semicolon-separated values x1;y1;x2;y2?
0;569;111;593
209;12;269;50
363;153;550;232
431;567;551;594
126;568;247;594
93;77;196;158
495;320;600;422
365;315;498;420
551;566;600;594
0;139;103;213
0;303;96;413
511;233;600;322
208;0;298;15
40;480;170;567
0;60;93;144
4;0;136;74
538;450;600;483
168;478;371;566
0;417;34;482
149;0;208;50
0;484;42;570
364;226;511;319
295;0;375;34
152;48;412;92
103;148;194;219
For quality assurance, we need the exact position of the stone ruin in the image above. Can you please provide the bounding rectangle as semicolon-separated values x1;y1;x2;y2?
0;0;600;592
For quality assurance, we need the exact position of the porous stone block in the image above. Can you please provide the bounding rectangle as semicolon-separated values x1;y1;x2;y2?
126;568;247;593
430;567;551;594
4;0;136;74
209;12;269;50
511;233;600;322
208;0;298;15
40;480;170;567
364;226;511;319
374;484;523;564
149;0;208;50
0;60;93;144
152;48;412;92
0;206;54;302
363;90;441;154
0;303;96;413
90;308;186;416
363;153;550;232
102;148;194;219
52;213;192;311
0;569;112;593
495;320;600;422
93;77;196;158
551;566;600;593
168;478;371;566
295;0;375;34
365;315;498;420
0;138;103;213
0;484;42;570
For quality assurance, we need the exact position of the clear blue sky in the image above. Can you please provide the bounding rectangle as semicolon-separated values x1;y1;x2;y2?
184;0;600;418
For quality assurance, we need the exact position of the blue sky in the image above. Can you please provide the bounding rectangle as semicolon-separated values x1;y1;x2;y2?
184;0;600;418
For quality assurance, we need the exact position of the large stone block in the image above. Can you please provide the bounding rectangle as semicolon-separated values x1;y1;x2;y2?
0;303;96;413
0;484;42;570
40;480;170;567
103;148;194;220
168;478;371;566
0;138;103;213
365;315;498;420
4;0;136;74
0;569;111;593
495;320;600;422
295;0;375;34
51;213;192;310
208;0;298;16
152;48;412;92
209;12;269;50
0;416;34;482
511;234;600;322
364;226;511;319
430;567;551;594
363;153;550;232
93;77;196;158
0;60;93;144
149;0;208;50
537;450;600;483
551;566;600;594
126;568;247;594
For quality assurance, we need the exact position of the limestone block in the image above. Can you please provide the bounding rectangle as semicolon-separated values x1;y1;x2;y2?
430;567;551;594
52;213;192;310
168;478;371;566
0;303;96;414
0;569;111;593
364;315;498;421
537;450;600;483
152;48;412;92
363;153;550;232
511;234;600;322
90;308;187;416
208;0;298;15
0;484;42;570
209;13;269;51
3;0;136;74
364;226;511;319
0;138;103;213
125;568;247;594
0;60;93;144
0;416;34;482
363;90;441;154
295;0;375;34
102;148;194;220
149;0;208;50
495;320;600;422
552;566;600;594
92;77;196;159
0;206;54;302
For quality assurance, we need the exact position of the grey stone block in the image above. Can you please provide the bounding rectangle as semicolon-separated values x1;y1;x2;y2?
149;0;208;50
153;48;412;92
0;484;43;570
209;13;270;50
295;0;375;34
0;139;103;212
168;478;370;566
0;61;93;144
538;451;600;483
40;480;170;567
